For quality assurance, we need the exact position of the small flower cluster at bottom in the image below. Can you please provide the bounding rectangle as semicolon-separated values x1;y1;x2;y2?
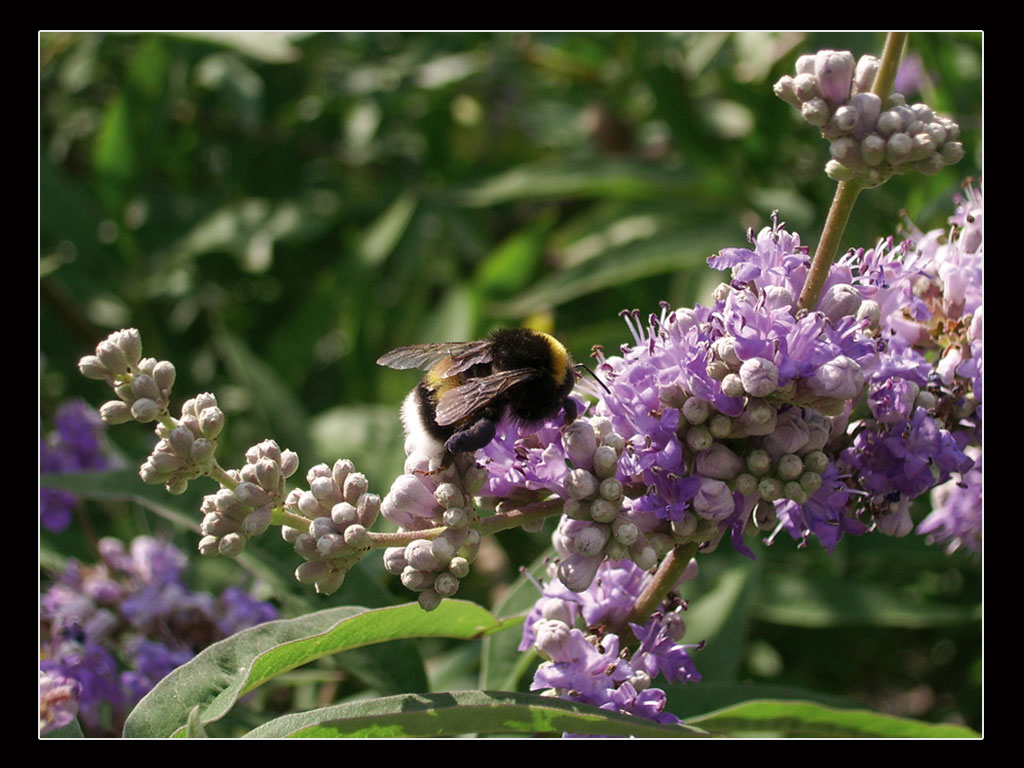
40;535;277;736
522;558;702;729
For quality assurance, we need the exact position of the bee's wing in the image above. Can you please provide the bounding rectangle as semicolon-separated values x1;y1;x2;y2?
434;368;542;426
376;340;493;373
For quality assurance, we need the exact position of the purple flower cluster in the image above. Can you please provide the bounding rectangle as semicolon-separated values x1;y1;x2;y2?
838;182;982;551
40;400;112;533
523;558;701;729
40;535;277;736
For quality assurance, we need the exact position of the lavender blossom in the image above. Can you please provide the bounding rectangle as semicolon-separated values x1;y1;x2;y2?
40;400;112;532
40;535;277;737
524;559;701;731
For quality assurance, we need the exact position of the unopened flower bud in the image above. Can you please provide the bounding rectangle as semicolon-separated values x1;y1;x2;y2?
96;340;129;375
557;552;602;593
218;533;245;557
590;498;618;524
417;589;443;612
448;556;471;579
315;569;346;596
573;524;610;556
198;535;221;556
739;357;779;398
78;355;109;380
695;443;743;480
434;483;464;510
815;50;854;106
776;453;803;481
434;572;459;598
382;547;407;576
343;524;369;550
242;505;273;536
406;539;442;571
130;398;160;422
563;420;598;468
99;400;132;424
565;468;598;500
682;397;710;425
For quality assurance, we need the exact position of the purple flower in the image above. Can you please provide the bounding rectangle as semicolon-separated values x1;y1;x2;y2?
918;447;982;554
40;535;277;736
40;400;112;532
39;669;81;734
523;559;700;730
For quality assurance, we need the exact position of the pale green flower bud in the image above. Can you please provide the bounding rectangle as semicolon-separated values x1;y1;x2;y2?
78;355;109;380
434;482;464;510
758;477;783;501
776;453;803;481
218;533;245;557
746;448;772;476
198;535;221;556
417;589;443;612
96;339;129;375
682;397;710;425
242;505;272;536
343;524;370;550
199;407;224;440
383;547;407;575
799;471;823;494
434;572;459;598
739;357;779;397
343;472;369;505
165;478;189;495
565;468;598;500
99;400;132;424
590;498;619;524
685;424;713;452
315;569;346;596
406;539;442;571
448;556;471;579
130;398;160;422
130;373;160;402
573;524;610;556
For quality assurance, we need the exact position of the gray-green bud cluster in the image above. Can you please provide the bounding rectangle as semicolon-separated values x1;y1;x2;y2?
773;49;963;186
283;459;381;595
381;456;484;611
140;393;225;495
552;418;655;593
197;439;299;558
79;328;176;426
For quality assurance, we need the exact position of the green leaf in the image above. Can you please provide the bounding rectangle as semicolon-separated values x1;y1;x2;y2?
688;699;980;738
479;549;551;692
488;228;723;317
123;601;517;738
243;690;709;738
454;159;695;207
755;572;982;628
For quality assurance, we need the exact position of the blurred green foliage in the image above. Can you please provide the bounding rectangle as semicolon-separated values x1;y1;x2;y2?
40;32;982;734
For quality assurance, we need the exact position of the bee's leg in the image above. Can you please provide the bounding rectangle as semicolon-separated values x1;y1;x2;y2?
444;417;497;456
561;397;578;424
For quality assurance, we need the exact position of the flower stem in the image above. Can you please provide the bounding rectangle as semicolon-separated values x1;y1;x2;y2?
366;498;567;549
624;542;699;629
796;178;864;312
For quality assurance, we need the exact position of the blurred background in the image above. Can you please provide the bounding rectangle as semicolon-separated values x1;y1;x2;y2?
40;32;982;732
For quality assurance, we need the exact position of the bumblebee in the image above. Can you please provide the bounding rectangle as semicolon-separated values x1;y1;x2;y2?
377;328;579;470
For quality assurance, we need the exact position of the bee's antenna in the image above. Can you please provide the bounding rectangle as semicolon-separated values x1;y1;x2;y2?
574;363;611;395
